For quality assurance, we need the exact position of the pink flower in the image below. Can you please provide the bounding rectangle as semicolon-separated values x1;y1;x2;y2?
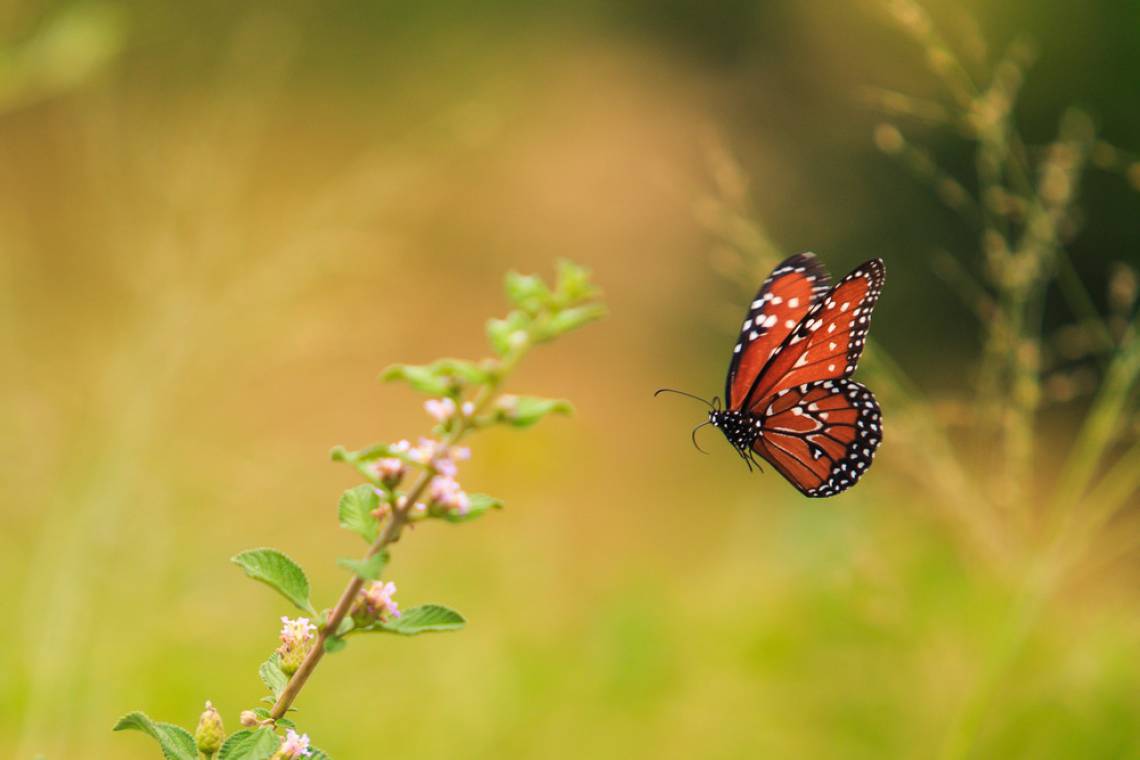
407;437;439;464
367;457;406;485
429;474;457;501
425;397;457;422
362;580;400;620
435;457;458;478
278;617;316;648
429;474;470;515
453;491;471;515
432;445;470;478
279;729;312;758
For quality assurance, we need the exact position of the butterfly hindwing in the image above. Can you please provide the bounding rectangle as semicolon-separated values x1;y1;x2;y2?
725;253;831;409
752;378;882;497
745;258;885;410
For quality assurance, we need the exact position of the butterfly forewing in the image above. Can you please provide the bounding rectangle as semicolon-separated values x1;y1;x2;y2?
744;258;885;410
753;379;882;497
725;253;831;409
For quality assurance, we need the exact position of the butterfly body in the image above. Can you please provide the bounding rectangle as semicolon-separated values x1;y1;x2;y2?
693;252;886;498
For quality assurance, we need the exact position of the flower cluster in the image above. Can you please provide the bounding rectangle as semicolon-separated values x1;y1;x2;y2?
379;429;474;520
272;729;312;759
391;437;436;465
351;579;400;626
366;456;405;487
429;473;469;515
424;397;474;423
276;616;317;676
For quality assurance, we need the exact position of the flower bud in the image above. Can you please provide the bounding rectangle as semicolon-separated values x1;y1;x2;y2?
276;616;317;676
374;458;406;487
424;397;457;423
240;710;260;727
194;701;225;757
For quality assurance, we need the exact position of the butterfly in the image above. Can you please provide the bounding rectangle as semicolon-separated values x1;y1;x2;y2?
659;253;885;497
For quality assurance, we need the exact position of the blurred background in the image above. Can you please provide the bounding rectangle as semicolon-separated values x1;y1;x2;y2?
2;1;1139;757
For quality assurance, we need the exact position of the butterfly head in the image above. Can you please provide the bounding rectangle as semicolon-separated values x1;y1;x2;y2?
708;406;758;455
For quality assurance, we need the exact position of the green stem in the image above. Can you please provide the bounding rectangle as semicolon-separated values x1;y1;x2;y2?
1048;313;1140;520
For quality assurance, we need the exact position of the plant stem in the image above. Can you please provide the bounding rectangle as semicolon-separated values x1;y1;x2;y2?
268;502;409;719
268;345;524;720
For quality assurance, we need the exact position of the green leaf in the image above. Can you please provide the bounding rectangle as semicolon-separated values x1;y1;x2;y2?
337;551;387;581
309;748;332;759
112;712;197;760
439;493;502;523
331;441;395;464
496;396;574;428
378;604;466;635
542;304;606;338
554;259;598;301
486;310;530;356
430;358;492;385
259;653;288;698
337;485;381;543
324;635;348;654
505;271;552;312
232;549;314;614
379;363;451;395
218;727;280;760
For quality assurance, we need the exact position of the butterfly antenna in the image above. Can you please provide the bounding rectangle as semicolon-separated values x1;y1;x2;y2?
690;420;712;454
654;388;714;408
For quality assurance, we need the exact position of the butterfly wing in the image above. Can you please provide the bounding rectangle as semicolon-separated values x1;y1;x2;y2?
744;258;885;410
725;253;831;409
752;379;882;497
